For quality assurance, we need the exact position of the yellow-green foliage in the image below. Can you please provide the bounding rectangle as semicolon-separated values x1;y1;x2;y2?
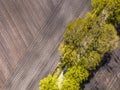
95;24;118;53
79;51;101;70
60;78;79;90
39;74;59;90
64;66;89;83
61;66;89;90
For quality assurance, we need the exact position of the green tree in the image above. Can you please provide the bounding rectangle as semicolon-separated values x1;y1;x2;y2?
61;66;89;90
64;66;89;83
61;78;79;90
78;51;101;70
39;74;59;90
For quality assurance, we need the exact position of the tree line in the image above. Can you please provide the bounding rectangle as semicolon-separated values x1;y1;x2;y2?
39;0;120;90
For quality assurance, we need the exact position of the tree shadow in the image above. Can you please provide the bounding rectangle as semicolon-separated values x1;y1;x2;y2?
115;24;120;36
